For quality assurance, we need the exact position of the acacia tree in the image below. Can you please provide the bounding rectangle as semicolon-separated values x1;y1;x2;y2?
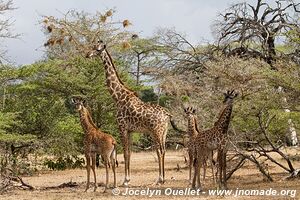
0;0;19;63
214;0;300;69
213;0;300;146
41;9;132;59
285;25;300;64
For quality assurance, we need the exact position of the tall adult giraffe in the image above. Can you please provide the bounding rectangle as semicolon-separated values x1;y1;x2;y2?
192;90;238;189
87;41;173;186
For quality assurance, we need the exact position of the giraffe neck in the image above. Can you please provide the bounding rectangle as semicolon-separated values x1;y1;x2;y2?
214;103;233;132
100;49;134;103
79;107;98;134
188;116;199;138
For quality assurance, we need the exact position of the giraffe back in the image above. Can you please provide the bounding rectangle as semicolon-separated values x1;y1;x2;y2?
117;99;170;133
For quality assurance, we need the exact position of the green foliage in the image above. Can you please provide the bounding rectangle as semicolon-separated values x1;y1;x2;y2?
45;115;82;156
43;156;85;170
0;133;36;144
0;6;299;175
0;112;18;134
181;95;190;103
0;55;137;158
158;95;174;108
140;88;158;103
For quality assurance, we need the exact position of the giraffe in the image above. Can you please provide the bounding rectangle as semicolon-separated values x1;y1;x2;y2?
183;107;199;184
183;107;215;184
72;97;118;192
192;90;238;190
87;41;173;186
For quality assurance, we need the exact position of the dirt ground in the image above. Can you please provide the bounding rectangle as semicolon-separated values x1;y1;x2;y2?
1;149;300;200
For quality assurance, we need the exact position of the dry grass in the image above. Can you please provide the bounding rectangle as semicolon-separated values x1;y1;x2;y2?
1;148;300;200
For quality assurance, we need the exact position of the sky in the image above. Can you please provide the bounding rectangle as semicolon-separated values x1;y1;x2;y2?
2;0;250;65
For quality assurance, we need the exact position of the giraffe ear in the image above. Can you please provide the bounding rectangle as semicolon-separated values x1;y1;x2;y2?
82;99;86;105
192;109;196;114
71;98;75;104
183;108;187;112
234;93;239;97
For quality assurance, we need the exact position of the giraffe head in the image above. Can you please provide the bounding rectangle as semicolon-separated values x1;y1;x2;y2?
184;107;196;121
86;40;106;58
71;97;86;112
223;90;238;104
184;107;196;116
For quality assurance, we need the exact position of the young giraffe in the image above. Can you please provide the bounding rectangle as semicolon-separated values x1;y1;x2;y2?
183;107;199;184
192;90;238;190
72;97;117;192
184;107;215;184
87;41;173;186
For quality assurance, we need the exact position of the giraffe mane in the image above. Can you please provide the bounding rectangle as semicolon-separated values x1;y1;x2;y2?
105;50;138;97
84;107;98;130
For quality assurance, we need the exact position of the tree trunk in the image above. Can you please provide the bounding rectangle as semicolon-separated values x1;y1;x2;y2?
136;53;140;86
2;86;5;110
266;35;276;70
285;108;298;146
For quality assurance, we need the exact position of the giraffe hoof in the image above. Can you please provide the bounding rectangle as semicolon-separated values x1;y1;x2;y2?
154;177;165;185
191;186;202;191
121;181;130;187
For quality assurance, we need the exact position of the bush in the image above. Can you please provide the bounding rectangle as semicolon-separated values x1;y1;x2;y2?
43;156;85;170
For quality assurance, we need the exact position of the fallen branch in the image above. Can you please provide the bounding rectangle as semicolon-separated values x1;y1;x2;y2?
0;168;34;192
43;181;79;190
226;156;246;181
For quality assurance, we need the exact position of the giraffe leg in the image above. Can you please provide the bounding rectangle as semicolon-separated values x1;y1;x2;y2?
161;146;166;183
197;156;202;189
110;146;117;188
103;162;109;193
210;152;216;185
154;128;167;185
154;133;166;185
217;149;223;189
91;153;97;192
219;150;226;189
188;152;193;184
127;134;132;183
120;130;130;186
202;158;207;181
191;157;198;189
222;151;227;189
161;129;167;183
85;154;91;192
192;156;201;190
155;146;163;185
